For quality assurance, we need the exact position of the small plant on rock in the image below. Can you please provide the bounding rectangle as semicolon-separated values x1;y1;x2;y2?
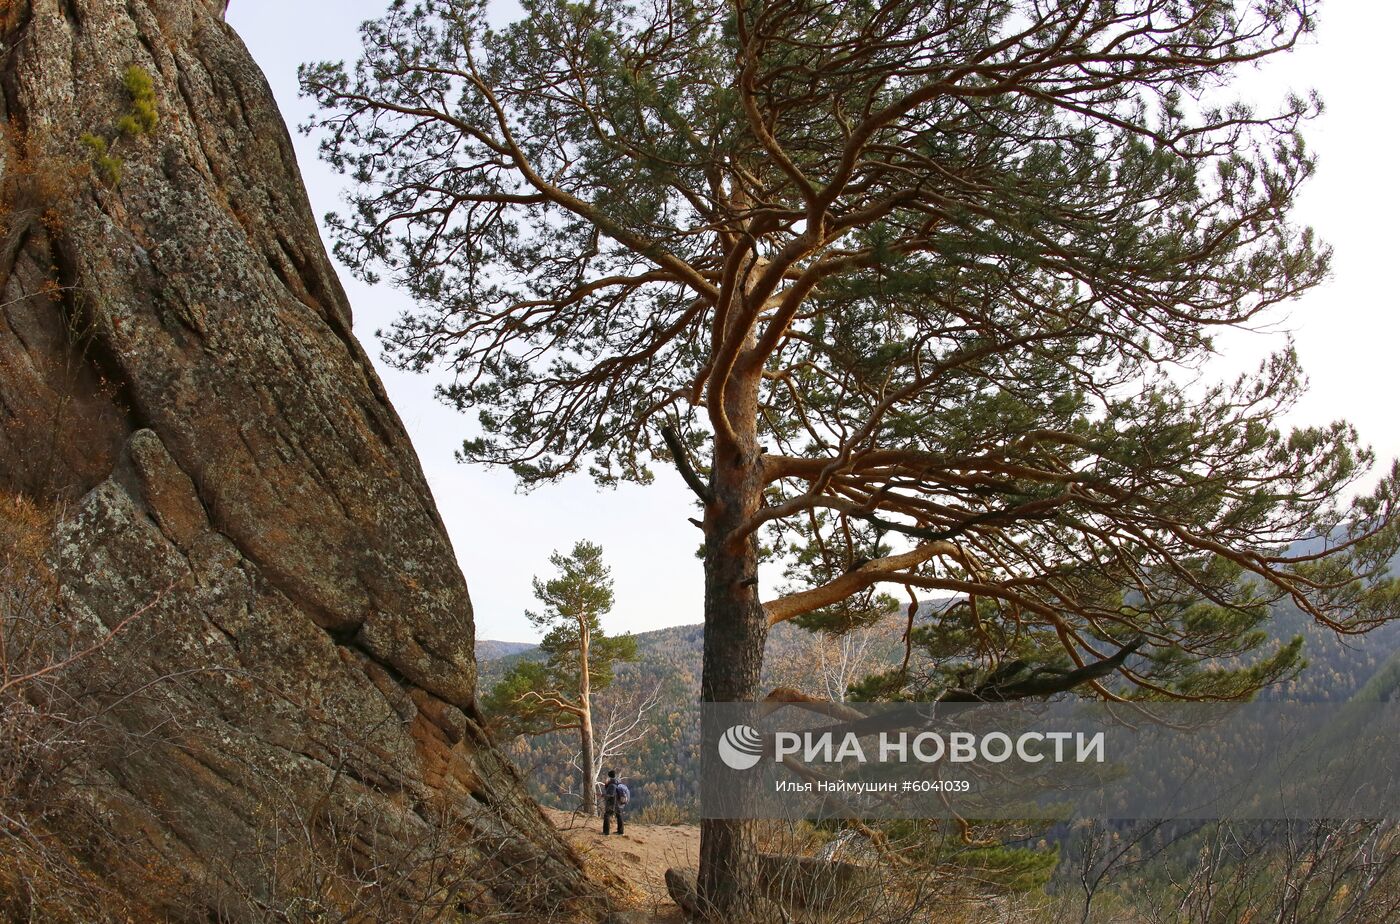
82;64;159;187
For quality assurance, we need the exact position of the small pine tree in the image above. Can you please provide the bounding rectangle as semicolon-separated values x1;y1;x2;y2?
82;65;159;188
116;65;159;136
79;134;121;187
484;541;636;813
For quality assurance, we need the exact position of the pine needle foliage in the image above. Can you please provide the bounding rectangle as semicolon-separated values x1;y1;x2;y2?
305;0;1399;704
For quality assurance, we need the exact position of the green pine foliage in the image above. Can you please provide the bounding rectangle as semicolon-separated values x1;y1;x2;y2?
483;541;637;737
79;134;121;187
116;66;159;137
82;64;158;187
305;0;1400;714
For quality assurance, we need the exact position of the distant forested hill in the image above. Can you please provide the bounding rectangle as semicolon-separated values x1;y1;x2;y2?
476;639;537;662
1256;599;1400;702
479;596;1400;819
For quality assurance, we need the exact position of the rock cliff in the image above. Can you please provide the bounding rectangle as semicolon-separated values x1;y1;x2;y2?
0;0;601;917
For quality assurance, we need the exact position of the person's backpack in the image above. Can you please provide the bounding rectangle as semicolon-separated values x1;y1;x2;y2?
604;779;630;809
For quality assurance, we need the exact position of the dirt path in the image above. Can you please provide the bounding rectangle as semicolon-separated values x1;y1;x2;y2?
544;808;696;921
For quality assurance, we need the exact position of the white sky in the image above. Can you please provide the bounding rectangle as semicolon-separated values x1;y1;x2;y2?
227;1;1400;642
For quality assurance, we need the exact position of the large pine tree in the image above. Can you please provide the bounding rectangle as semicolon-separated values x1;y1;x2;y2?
304;1;1400;915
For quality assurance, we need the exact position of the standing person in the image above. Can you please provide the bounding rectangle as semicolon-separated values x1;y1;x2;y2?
601;770;629;836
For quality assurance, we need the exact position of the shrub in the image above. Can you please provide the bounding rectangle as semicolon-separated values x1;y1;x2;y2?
78;134;120;186
79;64;159;188
116;65;158;136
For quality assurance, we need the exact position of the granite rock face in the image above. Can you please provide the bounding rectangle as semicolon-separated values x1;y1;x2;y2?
0;0;599;917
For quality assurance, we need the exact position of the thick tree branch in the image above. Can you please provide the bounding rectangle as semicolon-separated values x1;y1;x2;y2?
516;691;587;718
765;542;957;626
938;635;1147;702
660;425;712;504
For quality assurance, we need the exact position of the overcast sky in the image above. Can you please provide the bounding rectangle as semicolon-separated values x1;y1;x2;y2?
227;1;1400;643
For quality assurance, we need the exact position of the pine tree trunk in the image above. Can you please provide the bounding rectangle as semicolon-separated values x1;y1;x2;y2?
579;620;597;814
580;710;597;814
696;344;768;920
